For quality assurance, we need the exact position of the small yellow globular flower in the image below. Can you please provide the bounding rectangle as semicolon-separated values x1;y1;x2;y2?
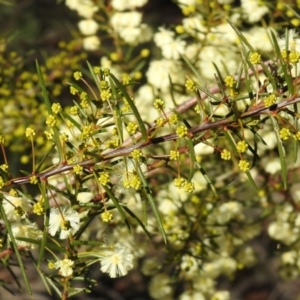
80;92;88;101
224;75;236;88
221;149;231;160
122;74;131;85
73;164;83;175
0;135;5;145
20;155;29;164
249;52;261;65
9;189;18;197
121;99;132;113
30;175;38;184
279;128;291;140
44;129;54;141
182;4;195;15
169;113;178;124
293;131;300;140
70;85;78;95
102;67;110;76
176;125;188;138
236;141;248;153
183;181;195;193
154;117;165;127
123;174;141;190
33;201;44;215
59;133;69;143
131;149;143;160
25;127;36;138
175;25;185;34
82;125;93;138
51;103;62;114
185;78;197;92
46;114;57;127
258;189;266;198
0;177;4;189
48;261;56;270
70;106;79;115
133;71;142;80
263;94;277;108
101;211;113;223
238;160;250;172
94;66;101;74
223;3;231;10
112;127;118;136
170;150;180;160
281;49;288;60
126;121;138;135
73;71;82;80
110;52;119;61
153;98;165;110
100;80;109;90
98;172;110;186
0;164;8;172
140;48;150;58
80;98;89;108
289;50;300;63
194;104;200;114
100;89;112;101
105;137;119;149
291;18;300;27
174;177;185;188
228;88;238;98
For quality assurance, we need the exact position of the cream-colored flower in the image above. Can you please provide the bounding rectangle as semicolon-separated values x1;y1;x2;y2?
154;27;175;47
278;29;300;52
176;0;198;7
48;206;80;239
54;258;74;277
10;221;42;248
217;0;234;3
180;254;199;278
215;201;243;225
194;141;214;156
261;156;281;174
77;191;94;203
111;0;148;11
161;38;186;60
241;0;269;23
110;12;152;45
3;194;32;222
118;24;152;45
281;250;297;265
182;15;206;39
179;291;205;300
100;243;134;278
242;27;275;52
78;19;99;35
211;291;230;300
197;46;238;80
146;59;184;92
149;273;172;300
111;11;142;31
82;35;100;50
65;0;99;18
184;43;200;60
207;23;237;46
268;221;300;245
